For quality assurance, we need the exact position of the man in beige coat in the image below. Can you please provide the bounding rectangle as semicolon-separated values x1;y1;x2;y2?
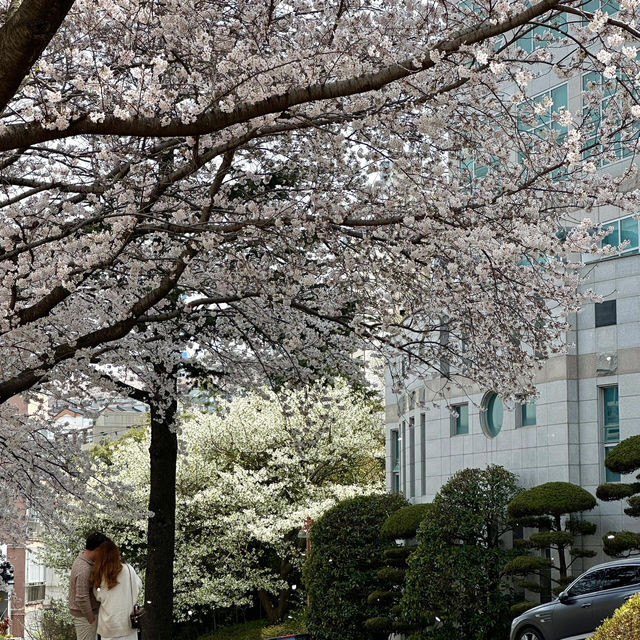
68;532;108;640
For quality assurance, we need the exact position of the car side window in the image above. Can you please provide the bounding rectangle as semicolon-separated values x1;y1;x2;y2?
600;565;640;591
568;569;605;596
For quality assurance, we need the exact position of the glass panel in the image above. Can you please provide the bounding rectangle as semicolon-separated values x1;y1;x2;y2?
605;445;621;482
456;404;469;435
604;426;620;442
487;394;504;436
604;386;619;426
621;217;639;252
521;402;537;426
601;565;640;590
602;221;620;249
569;570;605;596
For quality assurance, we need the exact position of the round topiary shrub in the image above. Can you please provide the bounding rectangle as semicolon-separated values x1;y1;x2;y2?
303;492;407;640
376;566;405;585
364;616;393;635
596;482;640;502
384;546;414;566
603;530;640;557
591;591;640;640
508;482;596;518
604;436;640;474
381;503;434;540
367;590;396;606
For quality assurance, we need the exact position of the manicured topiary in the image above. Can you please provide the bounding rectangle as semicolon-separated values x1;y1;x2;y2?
304;492;407;640
403;466;523;640
364;616;393;635
591;591;640;640
604;436;640;474
508;482;596;518
367;590;395;606
383;546;414;565
597;437;640;557
507;482;596;603
603;530;640;556
376;566;406;585
596;482;640;502
381;503;434;540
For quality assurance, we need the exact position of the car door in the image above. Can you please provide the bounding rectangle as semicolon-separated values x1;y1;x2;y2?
590;564;640;629
551;569;604;640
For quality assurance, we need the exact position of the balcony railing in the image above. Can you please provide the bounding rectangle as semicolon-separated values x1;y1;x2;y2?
25;582;45;603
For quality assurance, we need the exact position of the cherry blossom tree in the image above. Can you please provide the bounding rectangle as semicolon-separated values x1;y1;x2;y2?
44;382;385;626
2;0;640;636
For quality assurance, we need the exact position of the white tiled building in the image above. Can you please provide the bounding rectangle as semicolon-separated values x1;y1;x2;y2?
385;30;640;561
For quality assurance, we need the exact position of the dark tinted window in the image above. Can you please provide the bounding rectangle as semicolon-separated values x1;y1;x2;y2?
595;300;617;327
601;565;640;590
569;570;605;596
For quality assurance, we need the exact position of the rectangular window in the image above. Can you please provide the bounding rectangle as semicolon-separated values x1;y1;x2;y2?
595;300;617;327
602;217;640;256
601;386;620;482
451;403;469;435
401;420;406;495
519;402;537;427
420;413;426;497
391;429;400;493
409;417;415;498
583;71;639;166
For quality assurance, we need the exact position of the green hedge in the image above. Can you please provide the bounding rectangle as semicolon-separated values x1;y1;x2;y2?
381;504;433;540
304;492;407;640
604;436;640;474
591;592;640;640
508;482;596;519
596;482;639;502
383;546;414;566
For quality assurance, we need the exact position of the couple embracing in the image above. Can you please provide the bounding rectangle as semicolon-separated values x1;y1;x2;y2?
68;532;143;640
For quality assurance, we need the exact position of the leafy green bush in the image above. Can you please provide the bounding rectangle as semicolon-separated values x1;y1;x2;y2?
591;592;640;640
508;482;596;518
403;465;522;640
596;482;640;502
507;483;596;601
363;617;393;635
383;546;414;565
303;492;407;640
603;530;640;556
381;504;433;540
604;436;640;474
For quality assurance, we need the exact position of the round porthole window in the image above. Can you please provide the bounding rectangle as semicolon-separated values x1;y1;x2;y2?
481;392;503;437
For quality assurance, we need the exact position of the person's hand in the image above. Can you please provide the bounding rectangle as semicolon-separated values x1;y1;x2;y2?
88;617;96;624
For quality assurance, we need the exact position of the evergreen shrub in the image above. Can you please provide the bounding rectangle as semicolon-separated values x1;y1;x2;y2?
303;492;406;640
591;592;640;640
381;504;433;540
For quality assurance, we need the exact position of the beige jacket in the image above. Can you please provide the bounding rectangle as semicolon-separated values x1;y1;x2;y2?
69;554;99;620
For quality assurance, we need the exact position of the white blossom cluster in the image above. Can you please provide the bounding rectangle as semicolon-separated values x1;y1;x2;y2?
2;0;640;518
45;382;385;620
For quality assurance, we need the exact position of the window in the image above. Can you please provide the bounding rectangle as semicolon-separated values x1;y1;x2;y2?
602;386;620;482
451;403;469;436
583;71;639;166
603;217;640;256
600;565;640;590
481;392;504;437
518;84;568;139
517;15;567;52
391;429;400;493
420;413;426;497
569;569;605;596
409;417;415;498
518;401;537;427
595;300;617;327
582;0;619;15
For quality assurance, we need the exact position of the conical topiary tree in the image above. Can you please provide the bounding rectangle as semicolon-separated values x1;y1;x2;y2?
364;503;434;639
597;436;640;556
505;482;597;604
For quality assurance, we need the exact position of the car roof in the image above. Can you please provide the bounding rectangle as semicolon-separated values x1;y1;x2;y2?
585;557;640;572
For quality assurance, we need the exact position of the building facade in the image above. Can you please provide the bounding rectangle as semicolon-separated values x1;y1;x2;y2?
385;55;640;563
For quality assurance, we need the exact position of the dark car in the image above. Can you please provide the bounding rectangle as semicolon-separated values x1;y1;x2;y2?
510;558;640;640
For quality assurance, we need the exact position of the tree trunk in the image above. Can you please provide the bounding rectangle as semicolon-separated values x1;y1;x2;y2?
556;515;567;581
142;367;178;640
257;558;294;624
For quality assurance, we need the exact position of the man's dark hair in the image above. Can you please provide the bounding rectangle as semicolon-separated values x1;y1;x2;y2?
85;532;108;551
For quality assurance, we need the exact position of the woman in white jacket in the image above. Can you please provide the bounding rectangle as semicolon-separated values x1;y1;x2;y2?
91;540;142;640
